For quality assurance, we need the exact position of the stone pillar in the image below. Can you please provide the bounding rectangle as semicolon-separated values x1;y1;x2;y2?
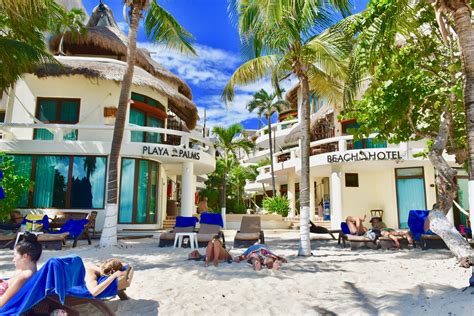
330;168;343;229
180;161;194;217
288;172;296;218
310;175;316;221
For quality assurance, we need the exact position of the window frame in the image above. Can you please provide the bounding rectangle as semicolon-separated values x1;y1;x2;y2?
345;173;359;187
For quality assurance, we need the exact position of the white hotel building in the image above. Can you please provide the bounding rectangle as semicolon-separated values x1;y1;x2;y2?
0;4;215;231
243;86;470;230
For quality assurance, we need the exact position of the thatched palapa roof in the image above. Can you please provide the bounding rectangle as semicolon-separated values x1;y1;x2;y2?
35;57;198;129
47;3;197;128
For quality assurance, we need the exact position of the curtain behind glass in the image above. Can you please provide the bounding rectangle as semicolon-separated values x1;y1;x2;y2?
147;116;163;144
396;178;426;228
12;155;32;207
130;108;145;142
136;160;149;223
119;159;135;223
457;178;469;226
149;162;157;223
33;156;69;208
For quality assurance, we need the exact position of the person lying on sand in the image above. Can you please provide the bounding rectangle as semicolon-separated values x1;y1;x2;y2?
204;236;232;267
234;244;287;271
0;233;42;308
346;215;368;235
370;217;414;248
84;258;134;298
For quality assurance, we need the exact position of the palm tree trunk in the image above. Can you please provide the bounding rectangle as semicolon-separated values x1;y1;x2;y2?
450;2;474;240
100;5;140;247
427;110;472;266
268;116;276;197
297;70;312;256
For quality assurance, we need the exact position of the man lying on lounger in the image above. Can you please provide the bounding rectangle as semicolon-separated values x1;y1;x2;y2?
370;217;414;248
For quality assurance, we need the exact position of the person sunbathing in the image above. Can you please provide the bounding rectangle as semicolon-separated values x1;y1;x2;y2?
84;258;134;298
234;244;287;271
370;217;414;248
204;236;231;267
0;233;42;307
346;215;368;235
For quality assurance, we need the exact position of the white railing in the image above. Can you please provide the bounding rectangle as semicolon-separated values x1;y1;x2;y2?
257;119;298;137
0;123;215;155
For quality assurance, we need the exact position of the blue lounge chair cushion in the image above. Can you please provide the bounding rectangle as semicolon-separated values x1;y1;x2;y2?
340;222;351;235
175;216;198;228
21;214;50;232
0;255;117;315
51;219;89;239
200;212;224;227
407;210;431;241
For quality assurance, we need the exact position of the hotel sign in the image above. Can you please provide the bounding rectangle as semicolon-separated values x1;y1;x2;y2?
327;150;402;163
142;145;201;160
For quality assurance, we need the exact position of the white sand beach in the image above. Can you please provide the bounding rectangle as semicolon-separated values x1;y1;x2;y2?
1;231;473;315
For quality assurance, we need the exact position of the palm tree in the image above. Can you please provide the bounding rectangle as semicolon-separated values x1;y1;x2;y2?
212;124;254;227
247;89;290;198
100;0;196;247
224;0;351;256
342;0;473;267
0;0;75;92
54;8;86;56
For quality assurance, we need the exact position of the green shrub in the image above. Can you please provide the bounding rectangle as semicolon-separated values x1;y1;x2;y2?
263;196;289;217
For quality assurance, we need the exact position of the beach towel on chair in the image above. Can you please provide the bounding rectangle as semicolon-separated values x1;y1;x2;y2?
0;255;118;315
200;212;224;227
51;219;89;239
175;216;198;228
407;210;430;241
21;214;50;232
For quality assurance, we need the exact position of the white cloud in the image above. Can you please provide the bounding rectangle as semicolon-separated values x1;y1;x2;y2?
116;22;129;34
138;42;297;129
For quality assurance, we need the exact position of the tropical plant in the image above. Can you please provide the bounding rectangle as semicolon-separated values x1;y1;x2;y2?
263;195;289;217
225;0;351;256
0;154;31;221
212;124;254;224
101;0;196;247
53;7;86;56
0;0;77;92
247;89;290;197
342;0;473;267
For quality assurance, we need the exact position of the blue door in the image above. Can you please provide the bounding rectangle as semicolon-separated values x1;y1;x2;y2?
396;168;426;228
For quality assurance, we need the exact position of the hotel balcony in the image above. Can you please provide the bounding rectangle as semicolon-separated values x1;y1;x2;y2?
254;119;298;149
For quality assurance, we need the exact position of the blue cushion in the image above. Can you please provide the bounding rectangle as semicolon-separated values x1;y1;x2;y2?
175;216;198;228
200;212;224;227
407;210;430;241
341;222;351;235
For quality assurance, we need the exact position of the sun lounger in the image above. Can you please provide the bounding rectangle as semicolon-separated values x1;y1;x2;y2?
407;210;450;250
50;218;89;248
196;212;225;247
378;235;410;249
1;256;122;315
0;233;15;249
339;222;379;250
159;216;198;247
309;221;342;243
233;216;265;248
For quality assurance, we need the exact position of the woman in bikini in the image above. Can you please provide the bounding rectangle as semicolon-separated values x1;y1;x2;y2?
0;233;42;307
234;244;287;271
84;258;134;298
204;236;231;267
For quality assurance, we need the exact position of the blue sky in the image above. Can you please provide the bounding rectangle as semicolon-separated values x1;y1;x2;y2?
83;0;369;130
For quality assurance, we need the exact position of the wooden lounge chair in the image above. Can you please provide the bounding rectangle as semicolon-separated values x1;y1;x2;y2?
196;223;225;248
346;235;379;250
233;216;265;248
0;233;15;249
309;221;342;243
38;233;70;250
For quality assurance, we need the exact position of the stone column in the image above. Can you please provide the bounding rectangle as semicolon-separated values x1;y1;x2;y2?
330;167;343;229
310;175;316;221
180;161;194;217
288;172;296;218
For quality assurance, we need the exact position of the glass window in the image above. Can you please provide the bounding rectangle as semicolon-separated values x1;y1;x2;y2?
119;158;135;223
136;160;149;224
35;98;80;140
33;156;69;208
131;92;165;111
70;156;106;209
396;168;424;177
130;108;146;142
11;155;32;207
345;173;359;187
147;116;162;143
150;163;157;223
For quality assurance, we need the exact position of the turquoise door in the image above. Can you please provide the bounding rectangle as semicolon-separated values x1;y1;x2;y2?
457;177;469;226
396;168;426;228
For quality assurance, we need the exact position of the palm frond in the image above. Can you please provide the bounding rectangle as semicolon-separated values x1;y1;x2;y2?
222;54;279;102
145;1;196;56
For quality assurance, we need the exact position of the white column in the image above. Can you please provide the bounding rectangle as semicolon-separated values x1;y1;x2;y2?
310;175;316;221
180;162;194;217
330;168;343;229
288;172;296;218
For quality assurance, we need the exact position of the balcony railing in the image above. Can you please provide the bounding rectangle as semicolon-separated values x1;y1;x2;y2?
0;123;215;155
257;119;298;137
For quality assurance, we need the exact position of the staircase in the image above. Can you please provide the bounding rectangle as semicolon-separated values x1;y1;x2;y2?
163;216;176;229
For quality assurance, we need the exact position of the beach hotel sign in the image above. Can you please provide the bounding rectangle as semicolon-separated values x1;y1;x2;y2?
327;150;402;163
142;145;201;160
